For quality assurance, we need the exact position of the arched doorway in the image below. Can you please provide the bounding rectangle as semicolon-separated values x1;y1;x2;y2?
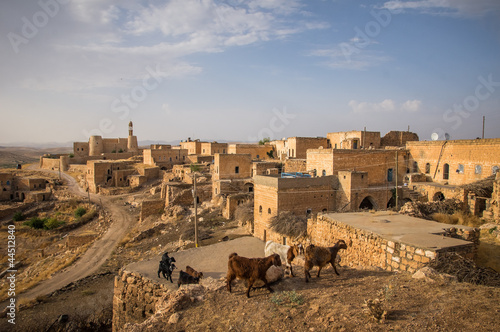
433;192;445;201
387;197;395;208
443;164;450;180
359;196;377;210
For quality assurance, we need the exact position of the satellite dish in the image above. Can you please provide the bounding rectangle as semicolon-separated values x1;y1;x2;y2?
431;132;439;141
444;133;450;140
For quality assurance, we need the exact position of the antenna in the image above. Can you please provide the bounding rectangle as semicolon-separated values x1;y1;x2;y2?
431;132;439;141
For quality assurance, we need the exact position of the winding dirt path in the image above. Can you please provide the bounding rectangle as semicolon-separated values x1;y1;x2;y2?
17;169;136;301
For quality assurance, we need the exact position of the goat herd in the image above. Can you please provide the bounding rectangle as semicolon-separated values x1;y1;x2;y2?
157;239;348;298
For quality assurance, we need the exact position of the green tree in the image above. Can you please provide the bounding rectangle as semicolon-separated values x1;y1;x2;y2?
259;137;271;145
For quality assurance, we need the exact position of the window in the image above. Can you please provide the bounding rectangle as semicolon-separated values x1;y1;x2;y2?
413;161;418;173
457;164;464;174
215;188;218;195
170;157;172;162
322;170;326;176
268;208;272;214
475;165;482;174
223;149;226;153
306;208;312;216
259;206;262;215
425;163;431;174
6;181;10;185
235;166;239;174
334;144;337;149
493;166;499;175
387;168;393;182
443;163;450;180
256;155;259;159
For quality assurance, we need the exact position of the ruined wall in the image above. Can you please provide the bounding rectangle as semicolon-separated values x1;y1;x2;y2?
381;131;419;147
308;215;477;273
223;193;253;219
165;183;212;207
407;139;500;186
113;270;173;331
140;199;165;221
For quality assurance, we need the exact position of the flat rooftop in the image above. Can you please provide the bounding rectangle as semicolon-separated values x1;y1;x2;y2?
323;212;474;250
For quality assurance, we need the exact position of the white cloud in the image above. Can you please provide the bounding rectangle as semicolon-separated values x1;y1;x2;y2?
308;47;390;70
382;0;500;18
349;99;422;113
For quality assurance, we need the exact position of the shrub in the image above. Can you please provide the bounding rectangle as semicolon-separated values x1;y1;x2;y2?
118;148;123;153
24;217;46;229
74;207;87;218
69;153;74;158
44;217;65;230
13;211;24;221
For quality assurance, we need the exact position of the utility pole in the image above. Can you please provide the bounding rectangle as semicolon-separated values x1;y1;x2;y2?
395;151;399;210
193;172;198;248
482;116;485;139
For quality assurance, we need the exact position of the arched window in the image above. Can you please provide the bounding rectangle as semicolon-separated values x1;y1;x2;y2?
268;208;271;215
425;163;431;174
259;206;262;214
443;163;450;180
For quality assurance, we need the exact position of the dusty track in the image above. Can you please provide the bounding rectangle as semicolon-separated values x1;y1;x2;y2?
17;168;136;301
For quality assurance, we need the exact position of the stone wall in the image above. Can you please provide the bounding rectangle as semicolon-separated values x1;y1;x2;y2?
140;199;165;222
113;270;173;331
284;159;306;173
407;139;500;185
307;149;408;186
308;215;477;273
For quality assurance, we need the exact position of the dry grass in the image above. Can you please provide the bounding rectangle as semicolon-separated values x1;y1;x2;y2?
269;211;307;239
476;230;500;273
234;200;253;226
431;212;483;227
0;244;91;302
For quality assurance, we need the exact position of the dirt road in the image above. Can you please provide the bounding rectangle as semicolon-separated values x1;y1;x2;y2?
17;169;137;301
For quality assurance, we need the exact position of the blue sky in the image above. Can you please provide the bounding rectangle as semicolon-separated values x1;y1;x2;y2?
1;0;500;145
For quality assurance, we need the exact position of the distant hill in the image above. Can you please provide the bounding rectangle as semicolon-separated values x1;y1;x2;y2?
0;146;72;169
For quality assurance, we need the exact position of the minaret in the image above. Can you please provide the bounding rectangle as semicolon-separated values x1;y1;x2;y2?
127;121;138;152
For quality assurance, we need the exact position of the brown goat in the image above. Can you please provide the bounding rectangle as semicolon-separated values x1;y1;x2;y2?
287;244;304;277
226;253;282;298
304;240;348;282
185;265;203;279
